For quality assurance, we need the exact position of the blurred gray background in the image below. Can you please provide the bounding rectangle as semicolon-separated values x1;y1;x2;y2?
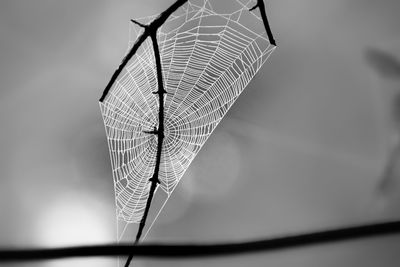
0;0;400;266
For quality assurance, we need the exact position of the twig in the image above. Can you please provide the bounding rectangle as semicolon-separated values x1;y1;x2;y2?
124;30;167;267
99;0;188;102
1;221;400;262
98;1;187;266
99;0;277;102
250;0;276;46
130;19;148;29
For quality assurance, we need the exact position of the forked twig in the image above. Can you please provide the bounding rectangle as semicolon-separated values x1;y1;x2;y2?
99;0;188;103
99;0;276;102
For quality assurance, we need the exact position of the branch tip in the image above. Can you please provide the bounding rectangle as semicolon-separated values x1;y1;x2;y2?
249;4;258;12
130;19;148;28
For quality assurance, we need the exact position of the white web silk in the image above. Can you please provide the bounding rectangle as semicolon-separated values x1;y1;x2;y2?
100;0;275;240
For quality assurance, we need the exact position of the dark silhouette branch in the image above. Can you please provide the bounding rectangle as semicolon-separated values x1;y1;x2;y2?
1;221;400;262
99;0;277;102
124;30;167;267
130;19;148;29
99;0;188;102
250;0;276;46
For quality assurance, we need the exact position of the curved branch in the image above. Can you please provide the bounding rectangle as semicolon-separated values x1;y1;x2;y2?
99;0;277;102
1;221;400;262
250;0;277;46
99;0;188;102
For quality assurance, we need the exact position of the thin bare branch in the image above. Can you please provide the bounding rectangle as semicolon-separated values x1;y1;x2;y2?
1;221;400;262
250;0;277;46
124;17;169;267
99;0;188;102
130;19;148;29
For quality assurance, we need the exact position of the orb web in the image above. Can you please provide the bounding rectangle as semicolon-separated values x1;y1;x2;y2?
99;0;276;241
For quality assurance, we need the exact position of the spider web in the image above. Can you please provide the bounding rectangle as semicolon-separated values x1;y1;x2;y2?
99;0;275;241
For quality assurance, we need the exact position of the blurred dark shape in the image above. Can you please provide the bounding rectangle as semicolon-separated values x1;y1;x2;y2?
365;47;400;197
365;48;400;79
378;146;400;196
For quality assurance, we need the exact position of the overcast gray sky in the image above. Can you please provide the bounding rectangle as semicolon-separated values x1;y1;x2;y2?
0;1;400;266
